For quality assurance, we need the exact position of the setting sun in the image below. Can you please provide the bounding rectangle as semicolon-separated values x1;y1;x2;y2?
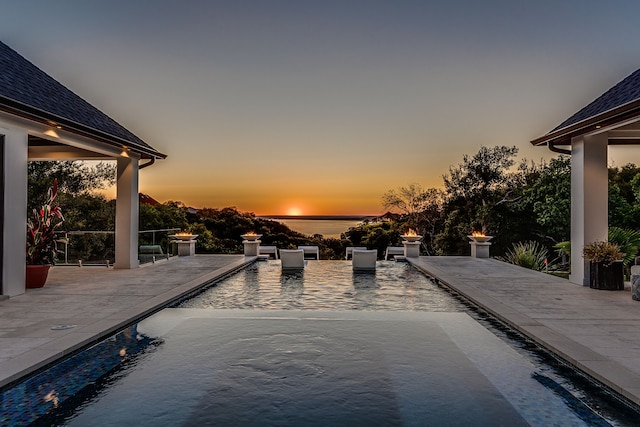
286;207;303;216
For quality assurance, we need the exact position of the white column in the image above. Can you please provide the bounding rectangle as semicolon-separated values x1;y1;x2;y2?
1;126;28;296
570;134;608;286
115;155;140;269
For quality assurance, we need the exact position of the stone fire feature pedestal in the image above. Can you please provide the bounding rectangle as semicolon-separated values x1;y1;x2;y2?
468;235;493;258
403;241;421;258
176;240;196;256
401;233;423;258
242;234;263;257
169;234;199;257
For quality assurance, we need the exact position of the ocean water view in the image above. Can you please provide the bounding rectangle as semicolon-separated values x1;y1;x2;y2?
261;216;368;238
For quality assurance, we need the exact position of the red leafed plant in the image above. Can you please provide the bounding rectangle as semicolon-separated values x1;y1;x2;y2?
26;179;64;265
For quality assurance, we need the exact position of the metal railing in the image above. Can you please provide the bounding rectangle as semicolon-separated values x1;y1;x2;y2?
57;228;182;266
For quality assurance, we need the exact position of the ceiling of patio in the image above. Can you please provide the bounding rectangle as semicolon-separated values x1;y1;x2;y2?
606;120;640;145
28;134;118;160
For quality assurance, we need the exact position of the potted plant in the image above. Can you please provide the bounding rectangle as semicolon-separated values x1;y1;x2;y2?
582;241;625;290
26;179;64;288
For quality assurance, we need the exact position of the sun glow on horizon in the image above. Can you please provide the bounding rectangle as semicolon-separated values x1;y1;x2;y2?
286;207;303;216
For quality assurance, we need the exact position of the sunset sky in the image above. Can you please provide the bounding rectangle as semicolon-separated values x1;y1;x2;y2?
3;1;640;215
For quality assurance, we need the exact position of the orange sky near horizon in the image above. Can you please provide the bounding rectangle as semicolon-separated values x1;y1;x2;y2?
135;138;640;216
105;144;640;216
6;1;640;216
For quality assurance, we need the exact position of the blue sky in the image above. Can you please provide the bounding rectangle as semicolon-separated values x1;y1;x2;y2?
3;1;640;214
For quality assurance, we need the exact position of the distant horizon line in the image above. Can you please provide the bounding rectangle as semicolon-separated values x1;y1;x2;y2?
258;215;378;220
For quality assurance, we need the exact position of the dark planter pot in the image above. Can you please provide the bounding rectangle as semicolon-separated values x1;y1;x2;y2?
589;261;624;290
26;264;51;288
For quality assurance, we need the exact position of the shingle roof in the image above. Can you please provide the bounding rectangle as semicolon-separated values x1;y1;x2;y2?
552;68;640;132
0;41;165;159
531;67;640;147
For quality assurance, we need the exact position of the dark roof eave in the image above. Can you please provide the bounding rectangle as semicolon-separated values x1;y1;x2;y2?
0;96;167;160
530;98;640;147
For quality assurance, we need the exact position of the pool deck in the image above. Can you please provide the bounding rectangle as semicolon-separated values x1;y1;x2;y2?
409;256;640;407
1;255;639;410
0;255;254;388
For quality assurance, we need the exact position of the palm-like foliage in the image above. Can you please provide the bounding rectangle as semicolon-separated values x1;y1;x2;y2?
553;228;640;267
26;180;64;265
608;227;640;266
498;241;549;271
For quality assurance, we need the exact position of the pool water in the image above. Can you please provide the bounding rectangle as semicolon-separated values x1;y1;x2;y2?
178;260;466;311
2;260;639;426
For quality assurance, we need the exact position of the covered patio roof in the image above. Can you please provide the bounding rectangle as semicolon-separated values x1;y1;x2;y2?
0;40;166;296
531;68;640;150
0;41;166;160
530;66;640;286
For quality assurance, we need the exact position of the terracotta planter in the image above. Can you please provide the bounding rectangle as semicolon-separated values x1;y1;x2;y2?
589;261;624;290
26;264;51;288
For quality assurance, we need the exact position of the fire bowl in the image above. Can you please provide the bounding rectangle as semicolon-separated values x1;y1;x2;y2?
241;234;263;241
467;235;493;243
169;234;198;241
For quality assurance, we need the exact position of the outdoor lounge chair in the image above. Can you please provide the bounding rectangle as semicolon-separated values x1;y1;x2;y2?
259;245;278;259
345;246;367;260
298;245;320;260
279;249;305;270
352;249;377;271
384;246;404;260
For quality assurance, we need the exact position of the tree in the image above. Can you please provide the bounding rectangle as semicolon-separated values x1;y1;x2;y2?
58;194;116;263
523;156;571;243
609;165;640;230
344;221;400;258
139;201;189;231
437;145;527;254
443;145;521;208
383;184;434;218
63;194;115;231
27;161;118;262
382;183;444;254
28;161;116;210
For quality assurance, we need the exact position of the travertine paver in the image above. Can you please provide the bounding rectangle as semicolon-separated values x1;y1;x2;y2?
0;255;252;387
409;256;640;406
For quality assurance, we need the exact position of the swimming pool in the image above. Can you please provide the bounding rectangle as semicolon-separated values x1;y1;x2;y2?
2;260;639;426
178;260;466;311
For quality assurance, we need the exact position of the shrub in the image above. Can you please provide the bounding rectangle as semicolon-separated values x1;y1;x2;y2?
26;180;64;265
582;241;624;267
608;227;640;266
498;241;549;271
